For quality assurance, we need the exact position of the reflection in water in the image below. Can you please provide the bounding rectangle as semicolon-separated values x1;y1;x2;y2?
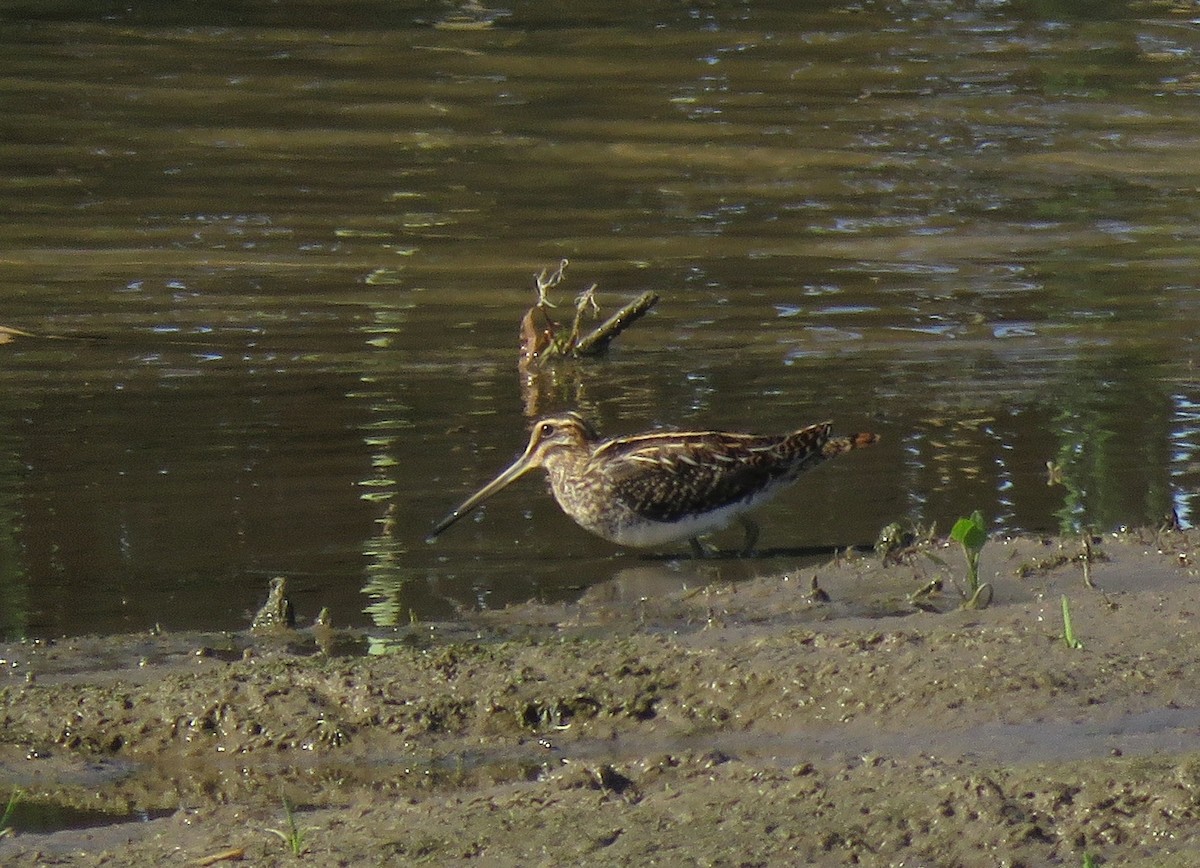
0;454;29;639
1171;395;1200;528
361;504;408;628
1;2;1200;637
356;305;416;629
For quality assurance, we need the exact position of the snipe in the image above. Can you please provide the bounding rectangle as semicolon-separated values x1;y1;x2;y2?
429;412;879;555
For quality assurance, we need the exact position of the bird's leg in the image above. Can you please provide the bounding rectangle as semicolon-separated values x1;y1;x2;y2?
689;537;711;558
738;516;760;557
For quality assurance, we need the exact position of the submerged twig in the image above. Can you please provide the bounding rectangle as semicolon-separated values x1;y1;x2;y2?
518;260;662;417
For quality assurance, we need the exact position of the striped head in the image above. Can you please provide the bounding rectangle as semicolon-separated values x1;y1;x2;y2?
427;412;599;540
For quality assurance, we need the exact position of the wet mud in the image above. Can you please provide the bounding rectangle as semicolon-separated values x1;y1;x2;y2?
3;530;1200;865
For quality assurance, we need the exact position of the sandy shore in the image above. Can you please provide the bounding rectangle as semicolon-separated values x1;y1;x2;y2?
3;530;1200;865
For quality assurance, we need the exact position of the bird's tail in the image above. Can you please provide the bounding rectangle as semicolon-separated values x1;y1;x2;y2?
822;431;879;458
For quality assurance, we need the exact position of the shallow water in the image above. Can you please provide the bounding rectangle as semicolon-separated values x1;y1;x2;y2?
2;1;1200;638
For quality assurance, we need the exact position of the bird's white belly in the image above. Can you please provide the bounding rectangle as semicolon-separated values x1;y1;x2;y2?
602;499;759;548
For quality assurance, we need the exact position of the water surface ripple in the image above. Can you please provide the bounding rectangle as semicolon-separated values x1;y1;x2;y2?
2;1;1199;636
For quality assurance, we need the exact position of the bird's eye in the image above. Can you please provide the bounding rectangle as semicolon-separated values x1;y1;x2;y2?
540;422;556;437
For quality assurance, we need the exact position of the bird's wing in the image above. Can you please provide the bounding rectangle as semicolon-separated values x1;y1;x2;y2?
593;425;830;523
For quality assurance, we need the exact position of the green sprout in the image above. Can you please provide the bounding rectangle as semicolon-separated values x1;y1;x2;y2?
949;510;991;609
266;791;309;857
0;787;21;839
1061;595;1084;649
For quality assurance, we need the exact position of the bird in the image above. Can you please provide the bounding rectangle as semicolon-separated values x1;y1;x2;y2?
428;412;879;556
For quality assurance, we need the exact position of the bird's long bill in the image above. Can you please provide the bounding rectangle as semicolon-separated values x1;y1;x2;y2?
427;451;537;541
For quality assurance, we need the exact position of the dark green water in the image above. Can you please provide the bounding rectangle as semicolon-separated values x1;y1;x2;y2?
2;1;1199;638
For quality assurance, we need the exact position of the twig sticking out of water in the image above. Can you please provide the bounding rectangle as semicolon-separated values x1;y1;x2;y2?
519;259;658;364
574;290;659;356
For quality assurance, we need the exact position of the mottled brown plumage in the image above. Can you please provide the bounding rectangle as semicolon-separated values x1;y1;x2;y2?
429;412;878;554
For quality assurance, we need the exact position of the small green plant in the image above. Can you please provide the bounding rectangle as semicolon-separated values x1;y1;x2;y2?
0;787;21;839
949;510;991;609
266;792;309;857
1082;852;1098;868
1061;595;1084;649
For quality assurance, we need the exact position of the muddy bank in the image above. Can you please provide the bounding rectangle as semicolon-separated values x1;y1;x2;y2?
3;531;1200;865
